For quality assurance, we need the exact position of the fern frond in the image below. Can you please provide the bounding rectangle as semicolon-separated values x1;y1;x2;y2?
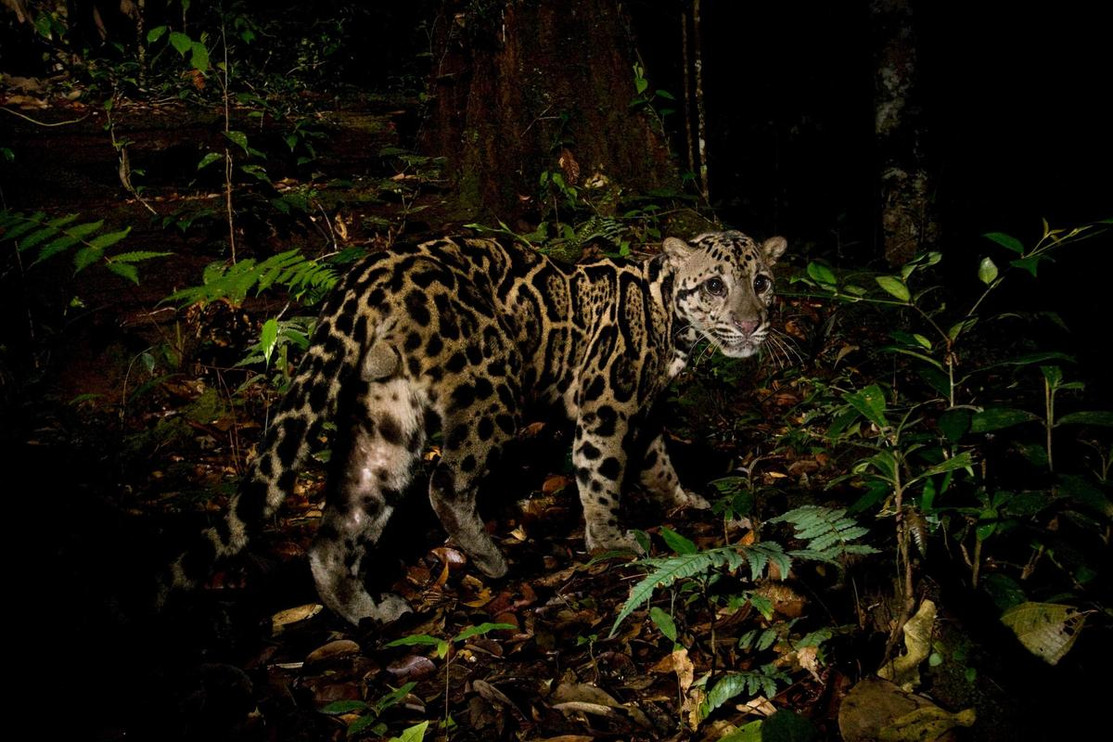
165;249;338;307
1;209;164;282
610;541;791;637
705;665;791;714
769;505;878;565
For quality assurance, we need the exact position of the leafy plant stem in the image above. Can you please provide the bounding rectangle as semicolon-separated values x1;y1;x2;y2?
1044;374;1055;473
220;18;236;263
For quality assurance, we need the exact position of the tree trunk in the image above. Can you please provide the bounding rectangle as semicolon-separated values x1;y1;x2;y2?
423;0;678;223
871;0;937;266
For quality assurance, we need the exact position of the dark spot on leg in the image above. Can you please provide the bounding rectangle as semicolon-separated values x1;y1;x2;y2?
599;456;622;481
379;415;403;445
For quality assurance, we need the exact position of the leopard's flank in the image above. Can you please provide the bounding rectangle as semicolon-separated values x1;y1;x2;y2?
169;230;787;624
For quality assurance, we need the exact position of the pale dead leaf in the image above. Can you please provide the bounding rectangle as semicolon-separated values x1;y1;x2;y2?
271;603;323;634
878;599;936;689
306;639;361;665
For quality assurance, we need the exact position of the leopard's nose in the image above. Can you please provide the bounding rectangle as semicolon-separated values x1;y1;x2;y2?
734;319;759;336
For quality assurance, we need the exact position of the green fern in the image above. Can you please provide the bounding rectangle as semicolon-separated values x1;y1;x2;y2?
609;542;791;636
769;505;878;565
610;508;875;637
1;209;167;283
165;249;338;306
705;665;792;714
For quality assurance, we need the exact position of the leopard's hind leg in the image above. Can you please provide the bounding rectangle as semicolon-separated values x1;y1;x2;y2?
308;374;426;624
427;407;516;580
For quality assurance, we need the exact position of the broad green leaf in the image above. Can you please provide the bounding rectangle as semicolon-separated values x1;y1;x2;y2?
660;526;697;555
385;634;446;652
917;364;952;400
320;700;369;715
992;351;1075;368
762;709;818;742
806;261;837;287
1010;255;1042;277
864;450;898;481
978;256;998;285
348;714;383;737
1000;602;1085;665
970;407;1039;433
984;231;1024;254
453;622;515;643
169;31;193;55
648;606;678;642
240;163;271;183
260;318;279;364
948;318;977;341
718;720;764;742
912;452;974;483
190;41;210;71
883;346;944;371
981;573;1027;611
225;130;250;153
197;151;222;170
1056;411;1113;427
875;275;910;302
1040;365;1063;386
372;682;417;715
393;721;430;742
844;384;889;430
147;25;168;43
1056;474;1113;516
938;408;972;442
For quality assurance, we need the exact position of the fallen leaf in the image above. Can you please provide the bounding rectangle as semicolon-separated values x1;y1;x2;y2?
271;603;323;633
306;639;361;665
878;599;936;689
551;682;620;707
386;654;437;682
543;475;572;494
473;678;516;709
839;677;974;742
1000;601;1086;665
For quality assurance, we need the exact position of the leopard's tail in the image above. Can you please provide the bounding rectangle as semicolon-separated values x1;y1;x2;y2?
161;313;390;601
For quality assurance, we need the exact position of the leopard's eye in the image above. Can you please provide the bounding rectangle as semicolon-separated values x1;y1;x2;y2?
753;275;771;293
704;277;726;296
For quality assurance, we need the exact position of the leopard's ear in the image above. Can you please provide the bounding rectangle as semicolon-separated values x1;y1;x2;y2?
761;236;787;265
662;237;696;268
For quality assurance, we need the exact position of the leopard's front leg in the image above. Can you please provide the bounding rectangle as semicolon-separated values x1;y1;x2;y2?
639;432;711;511
572;403;643;554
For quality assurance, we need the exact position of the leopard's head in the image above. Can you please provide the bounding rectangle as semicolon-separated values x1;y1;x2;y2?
664;230;787;358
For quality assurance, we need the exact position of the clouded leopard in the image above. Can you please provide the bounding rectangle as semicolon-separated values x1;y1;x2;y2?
169;230;787;624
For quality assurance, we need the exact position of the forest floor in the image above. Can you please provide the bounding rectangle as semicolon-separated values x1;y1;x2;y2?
3;80;1110;742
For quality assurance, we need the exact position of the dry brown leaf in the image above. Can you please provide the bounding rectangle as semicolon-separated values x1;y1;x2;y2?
271;603;323;634
542;474;573;494
305;639;361;665
551;682;620;707
386;654;437;682
878;599;936;689
754;582;805;617
472;678;516;708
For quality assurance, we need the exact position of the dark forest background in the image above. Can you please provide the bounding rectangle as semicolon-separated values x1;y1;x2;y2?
1;2;1110;741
